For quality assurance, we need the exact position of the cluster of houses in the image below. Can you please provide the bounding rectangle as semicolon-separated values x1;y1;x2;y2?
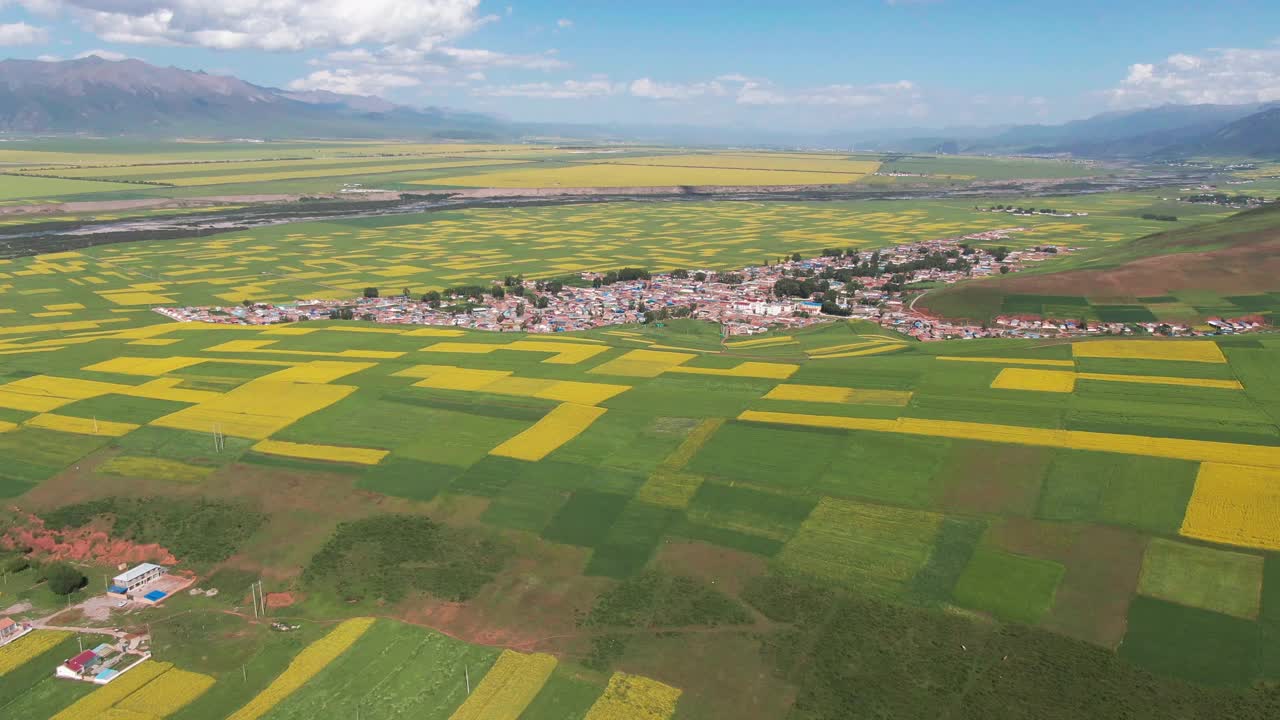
55;637;151;685
0;562;176;687
155;227;1267;342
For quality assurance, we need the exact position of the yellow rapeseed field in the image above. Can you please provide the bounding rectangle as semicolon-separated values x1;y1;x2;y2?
420;340;608;364
736;411;1280;468
152;159;532;186
251;439;389;466
668;361;798;379
0;374;127;412
806;341;885;356
723;335;795;348
261;361;377;384
531;380;631;405
1075;372;1242;390
583;672;683;720
808;343;906;359
26;413;139;436
98;456;213;482
151;377;356;439
990;368;1078;393
0;630;70;675
1180;462;1280;551
447;650;558;720
764;384;855;404
935;356;1075;368
84;356;206;376
1072;340;1226;363
51;661;172;720
226;617;375;720
587;153;880;174
489;403;607;462
418;163;868;188
589;349;695;378
115;667;215;717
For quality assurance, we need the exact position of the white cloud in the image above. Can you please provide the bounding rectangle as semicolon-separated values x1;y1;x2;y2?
0;21;48;45
472;77;620;99
1107;47;1280;106
294;42;567;99
288;68;420;96
629;77;725;100
74;48;130;61
36;53;61;61
435;46;566;71
21;0;492;51
734;78;919;107
556;18;573;29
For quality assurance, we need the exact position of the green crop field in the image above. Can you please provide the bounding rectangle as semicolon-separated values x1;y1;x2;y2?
0;194;1234;342
2;312;1280;717
3;142;1280;719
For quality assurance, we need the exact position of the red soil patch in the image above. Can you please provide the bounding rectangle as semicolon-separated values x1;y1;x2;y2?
1;512;177;566
265;592;298;608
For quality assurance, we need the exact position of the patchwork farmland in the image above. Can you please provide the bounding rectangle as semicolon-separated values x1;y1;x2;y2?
3;312;1280;717
1;140;1276;719
0;194;1231;338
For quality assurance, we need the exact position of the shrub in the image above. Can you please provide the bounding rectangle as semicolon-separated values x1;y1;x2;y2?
43;562;85;595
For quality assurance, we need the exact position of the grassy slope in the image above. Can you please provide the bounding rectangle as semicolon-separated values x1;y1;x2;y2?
920;203;1280;321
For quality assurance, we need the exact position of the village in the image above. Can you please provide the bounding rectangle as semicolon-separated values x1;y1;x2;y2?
0;560;209;687
155;228;1264;342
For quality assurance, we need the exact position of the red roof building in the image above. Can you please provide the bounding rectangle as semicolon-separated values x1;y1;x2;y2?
64;650;96;673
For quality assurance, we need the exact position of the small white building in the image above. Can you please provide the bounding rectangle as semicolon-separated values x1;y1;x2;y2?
109;563;168;595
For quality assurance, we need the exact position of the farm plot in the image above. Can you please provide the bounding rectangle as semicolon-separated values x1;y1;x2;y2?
0;195;1220;338
777;497;943;596
255;619;499;720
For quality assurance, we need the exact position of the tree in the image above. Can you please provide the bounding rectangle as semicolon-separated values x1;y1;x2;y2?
535;295;550;309
421;290;441;308
43;562;85;595
363;287;379;299
693;271;707;282
402;287;411;298
491;285;505;299
999;265;1011;274
670;269;689;279
791;252;802;262
241;299;252;308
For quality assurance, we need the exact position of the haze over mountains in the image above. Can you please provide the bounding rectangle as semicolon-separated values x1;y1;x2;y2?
1;57;1277;158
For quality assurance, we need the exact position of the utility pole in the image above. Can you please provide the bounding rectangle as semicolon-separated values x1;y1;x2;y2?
251;582;258;619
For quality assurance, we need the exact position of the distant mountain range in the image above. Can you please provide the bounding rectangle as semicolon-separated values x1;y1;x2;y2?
1;56;1278;158
0;56;505;139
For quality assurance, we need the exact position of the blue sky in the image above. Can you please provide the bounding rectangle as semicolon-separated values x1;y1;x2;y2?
2;0;1279;131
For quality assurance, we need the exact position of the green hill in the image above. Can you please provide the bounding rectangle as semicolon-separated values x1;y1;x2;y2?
919;203;1280;324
